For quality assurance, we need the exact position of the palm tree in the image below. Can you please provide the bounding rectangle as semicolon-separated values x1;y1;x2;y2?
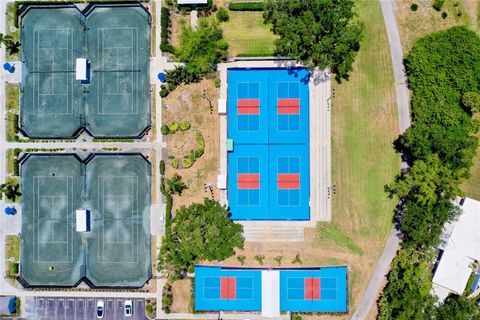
0;33;20;56
166;174;188;196
1;183;22;202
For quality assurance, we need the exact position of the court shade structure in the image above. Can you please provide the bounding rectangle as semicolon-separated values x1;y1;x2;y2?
19;154;151;288
20;5;150;139
194;266;348;316
227;68;310;220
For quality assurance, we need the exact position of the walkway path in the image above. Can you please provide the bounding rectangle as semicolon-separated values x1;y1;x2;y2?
351;0;411;319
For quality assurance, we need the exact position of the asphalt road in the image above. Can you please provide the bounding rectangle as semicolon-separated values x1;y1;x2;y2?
24;297;147;320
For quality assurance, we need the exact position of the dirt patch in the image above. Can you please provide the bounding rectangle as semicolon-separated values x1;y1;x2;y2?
171;278;193;313
170;14;189;48
162;79;219;212
394;0;467;52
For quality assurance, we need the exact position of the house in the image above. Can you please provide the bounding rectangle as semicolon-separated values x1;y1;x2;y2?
431;197;480;301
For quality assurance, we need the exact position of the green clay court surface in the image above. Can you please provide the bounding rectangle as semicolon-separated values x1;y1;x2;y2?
20;5;150;138
20;154;151;287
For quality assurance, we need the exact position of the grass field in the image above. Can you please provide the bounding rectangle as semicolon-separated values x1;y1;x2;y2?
5;235;20;279
221;11;276;56
5;84;19;142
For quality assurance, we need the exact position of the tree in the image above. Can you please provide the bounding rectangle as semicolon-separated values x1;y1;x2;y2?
158;198;244;279
263;0;363;82
175;17;228;74
462;91;480;112
0;183;21;202
436;294;480;320
385;154;462;207
165;174;188;196
378;249;436;320
0;33;20;56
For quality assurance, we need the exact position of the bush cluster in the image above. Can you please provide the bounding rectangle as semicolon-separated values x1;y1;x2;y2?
216;7;229;21
228;2;264;11
161;120;191;135
162;283;173;314
161;7;170;46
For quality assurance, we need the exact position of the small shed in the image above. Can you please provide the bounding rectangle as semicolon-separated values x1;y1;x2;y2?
218;98;227;114
178;0;208;4
217;175;227;190
75;58;88;81
75;209;90;232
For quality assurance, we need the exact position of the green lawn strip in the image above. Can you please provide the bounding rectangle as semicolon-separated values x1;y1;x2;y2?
6;149;15;176
326;0;399;248
5;84;20;142
5;235;20;278
6;3;21;61
317;223;364;255
221;11;276;56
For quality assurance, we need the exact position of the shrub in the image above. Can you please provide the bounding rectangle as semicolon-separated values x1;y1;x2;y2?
237;255;246;265
169;122;179;134
213;76;221;88
161;7;170;45
162;283;173;314
292;253;303;265
160;43;176;54
179;120;191;131
166;66;202;88
194;148;204;159
161;125;170;135
182;158;194;168
160;88;169;98
254;254;265;265
433;0;445;11
160;160;166;175
410;3;418;11
171;159;179;169
228;2;264;11
195;131;205;149
216;7;230;22
442;11;448;19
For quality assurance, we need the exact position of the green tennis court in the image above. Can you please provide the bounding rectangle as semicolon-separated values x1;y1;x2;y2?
20;5;150;138
20;154;151;288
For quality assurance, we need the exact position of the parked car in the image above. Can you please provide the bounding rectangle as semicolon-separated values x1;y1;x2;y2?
96;300;104;319
124;300;133;317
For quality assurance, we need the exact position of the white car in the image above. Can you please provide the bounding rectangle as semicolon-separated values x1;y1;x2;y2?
124;300;133;317
96;300;104;319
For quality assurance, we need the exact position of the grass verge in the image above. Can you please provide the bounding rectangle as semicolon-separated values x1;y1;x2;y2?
5;235;20;278
5;84;20;142
221;11;276;56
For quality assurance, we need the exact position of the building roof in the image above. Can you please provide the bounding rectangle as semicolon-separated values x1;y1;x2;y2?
177;0;208;4
432;197;480;300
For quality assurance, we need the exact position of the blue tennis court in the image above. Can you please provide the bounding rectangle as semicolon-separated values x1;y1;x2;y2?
195;266;262;311
227;68;310;220
194;266;347;314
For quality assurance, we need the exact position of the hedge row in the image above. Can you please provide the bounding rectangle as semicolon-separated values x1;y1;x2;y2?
161;6;170;45
228;2;264;11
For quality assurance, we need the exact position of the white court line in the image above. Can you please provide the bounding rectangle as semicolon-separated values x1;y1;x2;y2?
97;27;137;115
97;175;139;264
32;175;73;263
33;28;73;115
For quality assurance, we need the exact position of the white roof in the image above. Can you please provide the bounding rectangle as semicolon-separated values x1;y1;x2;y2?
75;58;87;80
178;0;207;4
432;197;480;299
261;270;280;318
217;175;227;189
75;209;88;232
218;98;227;114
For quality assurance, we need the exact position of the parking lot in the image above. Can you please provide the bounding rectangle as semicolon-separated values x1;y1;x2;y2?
24;297;147;320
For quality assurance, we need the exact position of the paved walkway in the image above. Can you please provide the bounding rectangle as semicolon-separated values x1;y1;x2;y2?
351;0;411;319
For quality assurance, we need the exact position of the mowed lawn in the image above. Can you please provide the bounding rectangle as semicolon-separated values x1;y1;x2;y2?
320;0;399;313
221;11;276;57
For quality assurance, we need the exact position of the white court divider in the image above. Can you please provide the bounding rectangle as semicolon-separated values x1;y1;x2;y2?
261;270;280;318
